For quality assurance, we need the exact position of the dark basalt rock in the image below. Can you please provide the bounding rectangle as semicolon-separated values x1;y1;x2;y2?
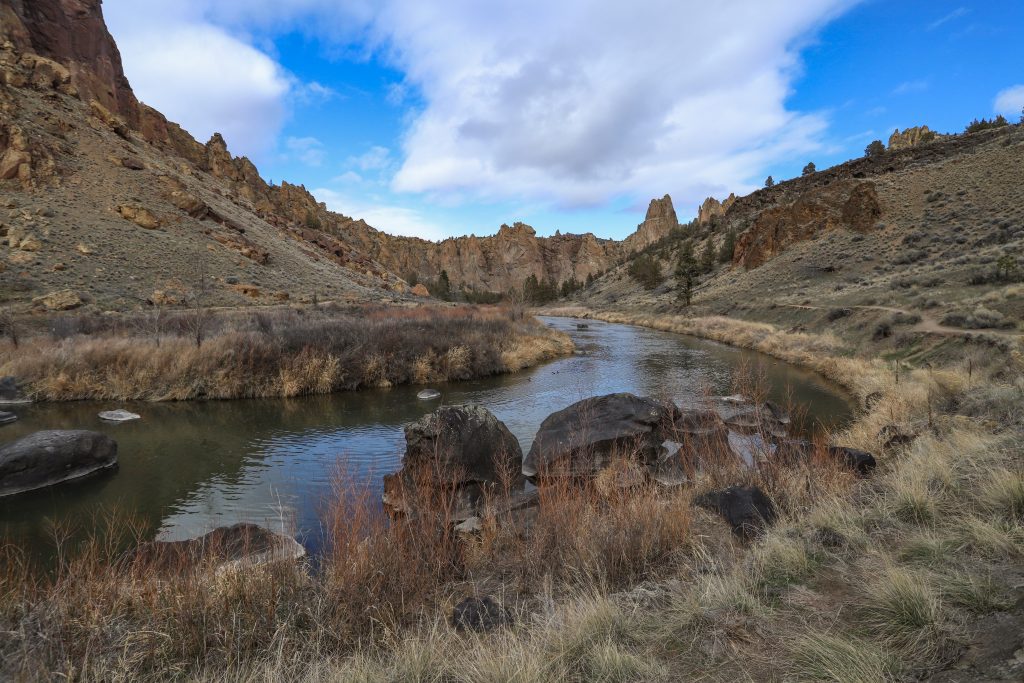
827;446;876;476
0;430;117;497
0;376;30;404
384;404;523;521
524;393;678;477
695;485;777;538
450;596;512;632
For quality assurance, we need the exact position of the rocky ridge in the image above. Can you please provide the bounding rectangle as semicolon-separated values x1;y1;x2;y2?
0;0;679;306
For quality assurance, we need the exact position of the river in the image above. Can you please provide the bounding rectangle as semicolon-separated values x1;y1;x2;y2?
0;317;853;561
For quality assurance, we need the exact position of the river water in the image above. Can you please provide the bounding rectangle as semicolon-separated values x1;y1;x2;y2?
0;317;853;560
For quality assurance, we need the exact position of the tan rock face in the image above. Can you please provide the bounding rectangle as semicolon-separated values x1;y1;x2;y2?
117;205;161;229
623;195;679;252
888;126;935;150
697;193;737;225
33;289;83;311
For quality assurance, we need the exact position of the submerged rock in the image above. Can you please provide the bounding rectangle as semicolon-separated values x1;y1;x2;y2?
0;411;17;425
128;523;304;575
524;393;678;478
695;485;777;538
99;409;141;422
416;388;441;400
0;430;118;497
450;596;512;632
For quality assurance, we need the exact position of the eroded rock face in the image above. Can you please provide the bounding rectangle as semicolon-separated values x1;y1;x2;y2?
128;523;305;575
524;393;679;477
697;193;737;225
624;194;680;252
733;181;881;269
0;0;140;125
0;430;118;496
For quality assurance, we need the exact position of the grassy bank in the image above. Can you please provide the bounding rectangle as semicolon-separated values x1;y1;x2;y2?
0;304;572;401
2;309;1021;681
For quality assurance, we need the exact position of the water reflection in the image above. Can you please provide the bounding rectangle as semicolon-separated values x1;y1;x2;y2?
0;317;852;560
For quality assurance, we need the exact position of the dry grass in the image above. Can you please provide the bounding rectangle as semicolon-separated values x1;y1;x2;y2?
0;304;572;401
3;311;1022;681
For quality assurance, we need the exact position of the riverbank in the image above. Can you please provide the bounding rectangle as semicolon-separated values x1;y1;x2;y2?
2;309;1021;681
0;304;573;401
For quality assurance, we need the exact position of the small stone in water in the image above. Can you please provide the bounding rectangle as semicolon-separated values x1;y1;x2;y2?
417;389;441;400
99;409;141;423
0;411;17;425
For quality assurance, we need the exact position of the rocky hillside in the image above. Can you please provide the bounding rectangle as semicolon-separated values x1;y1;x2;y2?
0;0;677;311
573;121;1024;352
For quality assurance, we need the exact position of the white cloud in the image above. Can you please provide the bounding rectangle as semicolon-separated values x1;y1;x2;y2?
347;145;392;172
104;1;322;161
285;136;326;166
994;85;1024;118
104;0;862;226
363;0;859;209
927;7;969;31
313;188;447;240
892;80;929;95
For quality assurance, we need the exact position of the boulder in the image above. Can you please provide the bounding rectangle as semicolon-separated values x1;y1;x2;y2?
450;596;512;632
0;376;30;405
410;283;430;297
128;523;304;575
695;485;776;538
0;411;17;425
0;430;118;497
32;289;83;311
398;404;522;485
416;388;441;400
827;446;876;476
524;393;678;477
721;401;790;437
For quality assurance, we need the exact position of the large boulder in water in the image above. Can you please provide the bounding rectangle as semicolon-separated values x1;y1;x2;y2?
401;404;522;485
524;393;678;477
695;485;776;538
0;430;117;496
128;523;304;575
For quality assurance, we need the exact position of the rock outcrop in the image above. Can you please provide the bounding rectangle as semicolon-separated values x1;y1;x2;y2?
0;0;140;125
0;429;118;496
888;125;935;150
696;193;737;225
623;194;679;252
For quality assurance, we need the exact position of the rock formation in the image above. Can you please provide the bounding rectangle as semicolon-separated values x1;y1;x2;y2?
623;194;679;252
888;125;936;150
696;193;737;225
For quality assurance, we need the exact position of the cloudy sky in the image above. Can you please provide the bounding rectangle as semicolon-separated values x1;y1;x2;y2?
104;1;1024;241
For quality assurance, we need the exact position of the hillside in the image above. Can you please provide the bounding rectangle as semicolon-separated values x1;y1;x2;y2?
571;121;1024;355
0;0;674;313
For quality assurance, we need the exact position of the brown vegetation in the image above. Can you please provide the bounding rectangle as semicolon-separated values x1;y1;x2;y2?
0;305;573;401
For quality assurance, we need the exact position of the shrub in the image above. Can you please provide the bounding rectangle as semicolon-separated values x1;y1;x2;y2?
627;255;663;290
941;306;1012;330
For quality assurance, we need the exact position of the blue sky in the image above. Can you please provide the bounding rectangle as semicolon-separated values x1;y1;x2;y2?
104;1;1024;241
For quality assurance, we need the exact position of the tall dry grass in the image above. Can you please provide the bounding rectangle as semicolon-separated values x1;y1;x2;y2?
0;304;572;401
